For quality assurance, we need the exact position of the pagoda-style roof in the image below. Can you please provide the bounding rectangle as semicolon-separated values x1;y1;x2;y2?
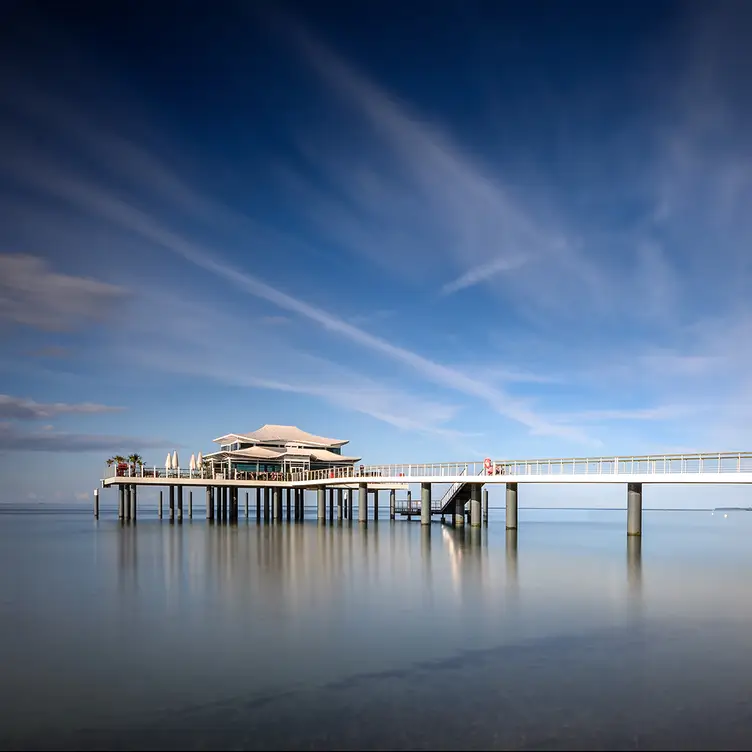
213;424;349;448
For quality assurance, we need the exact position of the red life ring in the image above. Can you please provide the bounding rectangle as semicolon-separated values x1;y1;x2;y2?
483;457;492;475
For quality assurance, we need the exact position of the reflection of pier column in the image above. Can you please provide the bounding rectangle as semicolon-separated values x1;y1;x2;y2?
505;483;518;530
317;487;326;522
505;529;518;590
627;483;642;536
358;483;368;524
421;483;431;526
470;484;481;527
627;535;642;593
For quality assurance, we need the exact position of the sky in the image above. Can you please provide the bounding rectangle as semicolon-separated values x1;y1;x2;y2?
0;0;751;507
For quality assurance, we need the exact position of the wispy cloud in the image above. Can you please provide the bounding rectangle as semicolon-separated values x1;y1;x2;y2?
0;394;124;420
0;126;593;444
0;422;173;453
0;253;128;332
440;256;527;296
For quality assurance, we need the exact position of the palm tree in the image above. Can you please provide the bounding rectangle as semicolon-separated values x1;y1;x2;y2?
127;453;144;475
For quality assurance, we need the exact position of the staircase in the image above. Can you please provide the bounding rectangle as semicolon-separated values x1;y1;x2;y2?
436;466;486;514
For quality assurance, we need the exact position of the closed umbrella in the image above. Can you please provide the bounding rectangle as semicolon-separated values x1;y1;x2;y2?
189;453;196;472
165;453;172;477
172;450;179;471
197;451;203;466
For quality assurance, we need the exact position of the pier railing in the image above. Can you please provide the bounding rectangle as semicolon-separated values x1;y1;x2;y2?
103;451;752;483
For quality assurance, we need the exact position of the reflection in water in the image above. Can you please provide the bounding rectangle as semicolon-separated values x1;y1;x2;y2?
505;529;518;594
7;510;752;750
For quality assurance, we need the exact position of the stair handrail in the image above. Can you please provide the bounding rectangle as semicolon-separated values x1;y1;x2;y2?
436;465;468;509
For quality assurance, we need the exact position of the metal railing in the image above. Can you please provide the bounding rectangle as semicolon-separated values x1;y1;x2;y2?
435;465;469;511
360;452;752;478
103;451;752;484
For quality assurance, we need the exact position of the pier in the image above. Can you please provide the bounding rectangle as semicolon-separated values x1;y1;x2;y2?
100;451;752;536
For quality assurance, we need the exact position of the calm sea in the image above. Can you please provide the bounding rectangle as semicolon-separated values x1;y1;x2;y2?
1;503;752;750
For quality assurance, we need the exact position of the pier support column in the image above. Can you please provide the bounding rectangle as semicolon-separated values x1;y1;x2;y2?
389;489;395;520
94;489;99;519
233;487;239;522
454;496;465;527
256;488;261;523
482;488;489;526
169;486;175;522
189;491;193;520
337;489;343;521
205;487;212;520
343;489;348;519
177;486;183;522
286;489;291;522
470;484;481;527
348;489;353;520
130;485;137;521
505;482;518;530
274;487;282;522
329;488;334;522
373;490;379;521
245;492;249;519
358;483;368;524
317;487;326;522
407;490;413;521
118;485;124;519
159;491;163;519
421;483;431;526
263;488;270;522
627;482;642;537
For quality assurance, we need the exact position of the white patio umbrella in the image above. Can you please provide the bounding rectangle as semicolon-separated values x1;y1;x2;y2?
172;450;179;470
197;451;203;466
189;454;196;472
165;453;172;471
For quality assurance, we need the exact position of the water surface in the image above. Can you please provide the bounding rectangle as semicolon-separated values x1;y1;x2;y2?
1;505;751;750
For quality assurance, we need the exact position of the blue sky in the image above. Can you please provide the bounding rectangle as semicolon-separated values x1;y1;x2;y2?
0;0;750;507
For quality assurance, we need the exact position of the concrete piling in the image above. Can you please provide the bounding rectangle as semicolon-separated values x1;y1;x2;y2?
129;485;137;521
189;491;193;519
505;482;518;530
347;489;353;520
264;488;270;522
273;487;282;522
169;485;175;522
470;484;481;527
118;485;124;520
389;489;395;520
256;488;261;523
205;487;212;520
94;489;99;519
286;489;291;522
337;488;343;521
454;496;465;527
358;483;368;524
627;482;642;536
317;487;326;522
421;483;431;526
177;486;183;522
159;490;163;519
373;489;379;521
482;488;489;525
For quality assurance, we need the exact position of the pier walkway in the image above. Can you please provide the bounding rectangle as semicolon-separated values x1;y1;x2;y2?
99;451;752;536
